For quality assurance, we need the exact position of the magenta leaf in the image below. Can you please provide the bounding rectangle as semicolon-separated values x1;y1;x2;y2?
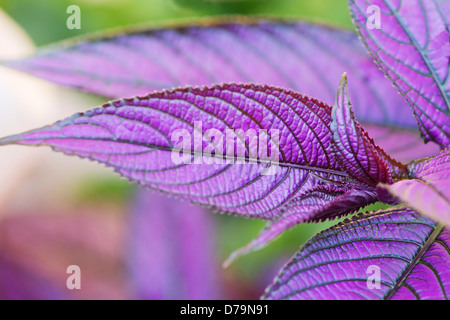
380;148;450;226
0;83;386;262
127;188;221;299
349;0;450;148
4;19;439;161
263;208;450;300
331;74;406;186
0;83;353;221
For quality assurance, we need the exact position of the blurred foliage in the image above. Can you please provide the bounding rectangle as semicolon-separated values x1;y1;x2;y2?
74;176;134;206
0;0;365;285
0;0;353;46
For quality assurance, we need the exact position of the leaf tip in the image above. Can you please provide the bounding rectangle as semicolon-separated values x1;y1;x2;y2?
340;72;348;85
222;248;248;268
335;72;350;109
0;133;22;146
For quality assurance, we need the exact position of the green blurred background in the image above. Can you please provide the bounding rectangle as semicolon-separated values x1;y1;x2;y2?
1;0;354;46
0;0;386;294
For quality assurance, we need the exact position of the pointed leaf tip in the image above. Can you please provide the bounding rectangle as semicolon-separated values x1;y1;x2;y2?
335;73;349;105
339;72;348;87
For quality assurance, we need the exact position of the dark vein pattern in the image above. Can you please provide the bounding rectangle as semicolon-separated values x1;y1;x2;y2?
392;228;450;300
331;74;403;186
349;0;450;148
0;83;352;220
5;19;439;161
263;208;450;300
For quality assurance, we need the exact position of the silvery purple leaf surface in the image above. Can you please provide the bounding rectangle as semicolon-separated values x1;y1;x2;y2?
1;82;392;263
349;0;450;148
0;83;354;221
380;148;450;226
1;3;449;301
127;188;221;299
4;19;439;162
263;208;450;300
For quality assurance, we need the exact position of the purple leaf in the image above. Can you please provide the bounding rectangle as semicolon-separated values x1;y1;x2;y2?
263;208;450;300
349;0;450;148
127;188;221;299
379;148;450;226
331;73;407;186
5;19;439;161
0;83;351;221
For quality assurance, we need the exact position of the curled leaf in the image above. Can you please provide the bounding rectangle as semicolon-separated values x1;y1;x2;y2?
331;73;406;186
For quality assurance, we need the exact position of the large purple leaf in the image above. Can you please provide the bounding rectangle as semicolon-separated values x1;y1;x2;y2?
0;83;382;263
331;73;407;186
127;188;221;299
4;19;439;162
263;208;450;300
0;83;354;221
349;0;450;148
380;148;450;226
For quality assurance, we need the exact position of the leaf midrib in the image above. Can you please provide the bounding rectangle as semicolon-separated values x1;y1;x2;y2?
384;223;445;300
0;136;350;178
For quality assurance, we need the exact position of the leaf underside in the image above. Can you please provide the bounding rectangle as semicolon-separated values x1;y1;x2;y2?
0;83;356;221
5;19;439;162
